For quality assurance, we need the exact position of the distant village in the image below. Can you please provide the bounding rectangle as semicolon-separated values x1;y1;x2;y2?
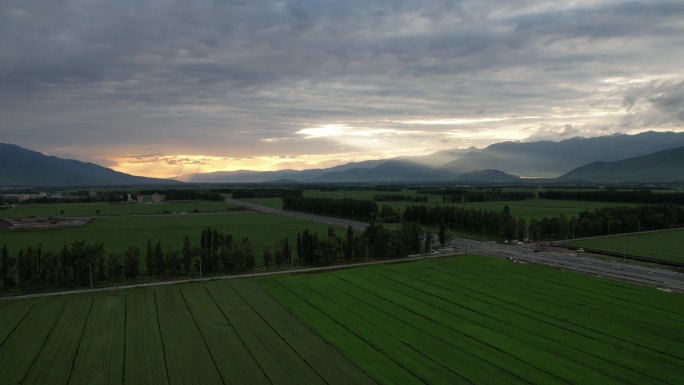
0;191;163;208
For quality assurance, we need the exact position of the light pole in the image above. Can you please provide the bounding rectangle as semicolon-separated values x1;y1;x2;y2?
89;263;93;290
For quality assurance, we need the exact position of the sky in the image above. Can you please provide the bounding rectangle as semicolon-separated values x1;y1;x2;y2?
1;0;683;179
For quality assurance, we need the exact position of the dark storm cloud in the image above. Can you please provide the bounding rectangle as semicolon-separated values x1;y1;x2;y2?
1;0;683;165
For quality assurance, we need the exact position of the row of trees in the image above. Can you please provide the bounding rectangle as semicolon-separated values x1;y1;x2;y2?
539;190;684;205
373;194;428;202
160;190;224;201
286;222;424;266
403;203;684;242
403;204;524;240
231;189;303;199
529;205;684;240
0;227;258;291
282;196;379;221
0;241;142;290
442;191;534;203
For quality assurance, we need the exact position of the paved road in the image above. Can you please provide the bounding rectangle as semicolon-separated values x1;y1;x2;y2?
226;198;369;230
234;198;684;292
0;248;456;301
448;238;684;292
553;226;684;243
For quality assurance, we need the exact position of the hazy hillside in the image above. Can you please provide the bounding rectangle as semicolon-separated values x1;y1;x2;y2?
558;146;684;184
177;131;684;183
0;143;179;187
476;131;684;177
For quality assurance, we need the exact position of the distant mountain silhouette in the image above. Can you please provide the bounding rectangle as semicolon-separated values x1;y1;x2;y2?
557;146;684;184
0;143;180;187
176;131;684;183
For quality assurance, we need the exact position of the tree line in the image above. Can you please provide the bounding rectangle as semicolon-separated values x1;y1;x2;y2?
403;203;684;242
0;227;256;292
283;222;424;267
156;190;224;201
528;204;684;240
231;189;303;199
373;194;428;202
441;191;534;203
403;204;524;240
282;196;379;221
1;220;437;292
539;190;684;205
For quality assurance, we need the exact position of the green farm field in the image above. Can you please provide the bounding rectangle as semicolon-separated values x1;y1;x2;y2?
240;190;634;221
381;198;635;220
0;201;235;218
0;256;681;385
569;228;684;264
0;279;373;385
0;212;335;257
267;256;684;385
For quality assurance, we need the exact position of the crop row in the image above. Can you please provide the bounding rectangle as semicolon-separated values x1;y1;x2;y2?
0;278;372;385
266;256;684;385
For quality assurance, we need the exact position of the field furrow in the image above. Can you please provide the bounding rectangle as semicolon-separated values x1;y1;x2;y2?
0;300;63;385
125;289;169;385
232;280;376;385
266;279;426;385
154;288;223;385
70;294;125;385
0;302;33;350
208;284;328;385
181;284;272;385
23;296;93;385
423;263;684;364
366;269;666;385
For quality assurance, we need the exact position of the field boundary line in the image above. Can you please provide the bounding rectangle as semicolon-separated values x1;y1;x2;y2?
179;288;227;385
205;286;275;385
260;287;379;385
0;252;457;301
232;285;331;385
373;270;654;385
20;302;65;384
153;291;172;385
297;280;476;385
560;226;684;242
336;276;561;385
66;297;95;385
0;303;34;350
122;295;127;385
423;266;684;365
440;260;684;322
433;262;684;332
273;280;431;385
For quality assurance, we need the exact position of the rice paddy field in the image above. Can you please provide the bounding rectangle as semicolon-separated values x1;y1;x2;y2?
0;212;335;256
0;201;236;218
569;228;684;265
0;256;681;385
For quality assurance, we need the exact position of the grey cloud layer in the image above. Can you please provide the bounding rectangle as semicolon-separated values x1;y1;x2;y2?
1;0;683;160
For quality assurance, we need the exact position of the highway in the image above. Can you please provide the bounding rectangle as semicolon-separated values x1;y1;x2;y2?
232;198;684;292
447;238;684;292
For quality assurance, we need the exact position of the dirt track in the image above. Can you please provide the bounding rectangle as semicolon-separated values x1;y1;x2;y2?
225;198;369;230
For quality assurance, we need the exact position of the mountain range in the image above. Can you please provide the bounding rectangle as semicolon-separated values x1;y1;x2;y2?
557;145;684;184
0;143;179;187
181;131;684;184
2;131;683;187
